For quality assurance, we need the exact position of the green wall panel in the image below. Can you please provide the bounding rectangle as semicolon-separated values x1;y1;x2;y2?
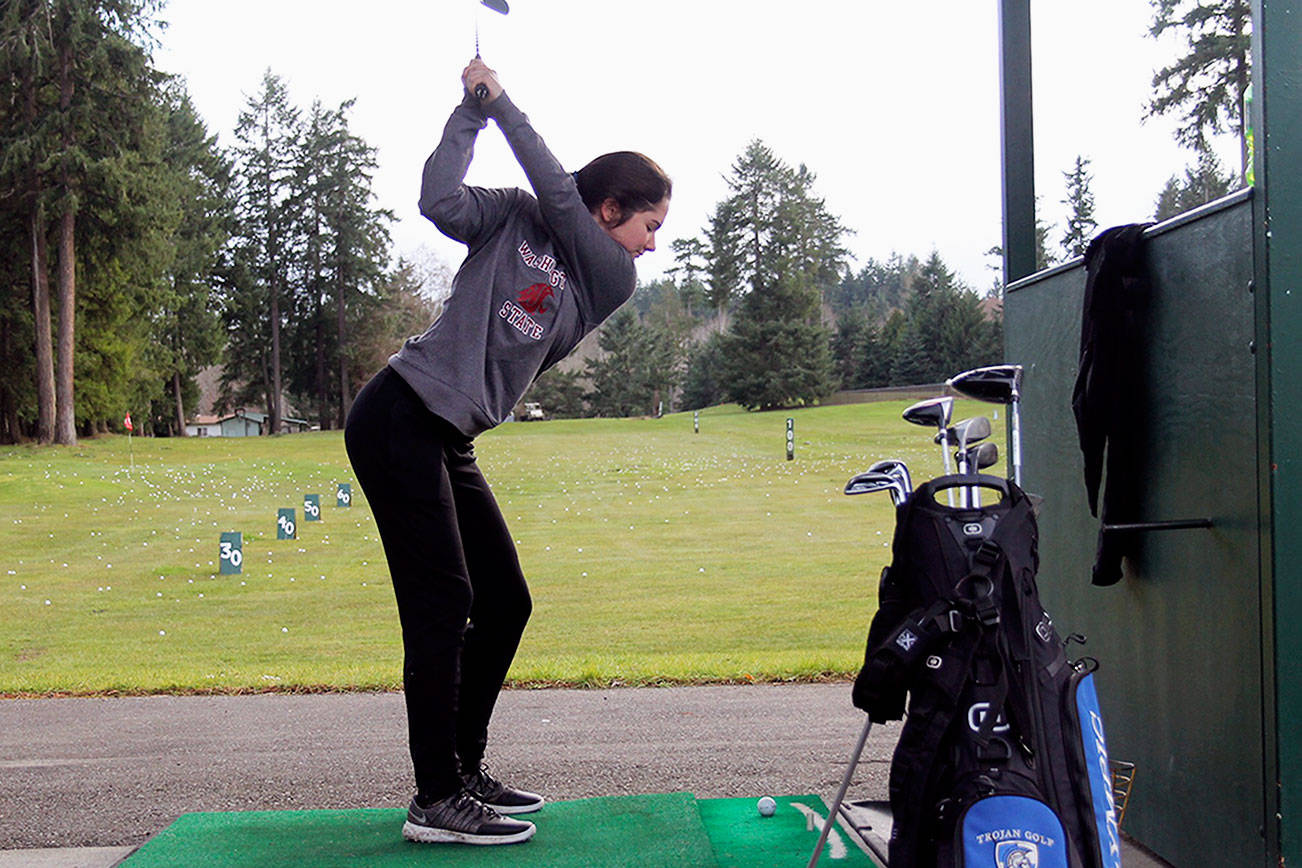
1006;195;1264;866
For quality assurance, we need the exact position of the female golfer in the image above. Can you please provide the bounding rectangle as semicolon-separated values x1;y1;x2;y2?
344;58;670;846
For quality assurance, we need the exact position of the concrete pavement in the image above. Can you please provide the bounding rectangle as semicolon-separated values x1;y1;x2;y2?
0;685;1172;866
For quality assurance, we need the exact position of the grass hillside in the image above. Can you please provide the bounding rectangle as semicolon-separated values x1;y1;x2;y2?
0;400;998;695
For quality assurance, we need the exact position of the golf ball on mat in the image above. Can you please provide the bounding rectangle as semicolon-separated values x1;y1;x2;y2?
757;796;776;817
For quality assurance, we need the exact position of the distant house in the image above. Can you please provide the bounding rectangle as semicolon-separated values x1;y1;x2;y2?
184;409;312;437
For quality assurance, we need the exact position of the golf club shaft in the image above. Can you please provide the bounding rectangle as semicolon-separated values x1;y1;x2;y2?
807;717;873;868
938;431;955;507
473;7;489;100
956;445;970;508
1010;400;1023;486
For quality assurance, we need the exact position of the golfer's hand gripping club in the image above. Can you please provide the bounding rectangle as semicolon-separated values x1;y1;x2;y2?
464;57;501;103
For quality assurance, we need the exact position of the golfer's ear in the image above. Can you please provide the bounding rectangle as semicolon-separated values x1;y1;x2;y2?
600;198;622;227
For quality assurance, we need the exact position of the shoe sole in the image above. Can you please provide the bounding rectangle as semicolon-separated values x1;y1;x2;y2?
484;798;545;816
402;820;536;845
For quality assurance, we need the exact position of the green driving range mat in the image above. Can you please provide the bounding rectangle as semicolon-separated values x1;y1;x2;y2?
697;795;881;868
121;792;716;868
121;792;880;867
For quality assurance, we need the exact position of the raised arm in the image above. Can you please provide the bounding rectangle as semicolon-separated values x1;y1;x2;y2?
464;60;635;323
418;94;518;247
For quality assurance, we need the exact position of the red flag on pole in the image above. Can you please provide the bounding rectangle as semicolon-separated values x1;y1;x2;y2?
124;412;134;432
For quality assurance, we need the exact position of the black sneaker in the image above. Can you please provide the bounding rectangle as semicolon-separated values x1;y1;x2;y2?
402;789;536;845
463;764;545;815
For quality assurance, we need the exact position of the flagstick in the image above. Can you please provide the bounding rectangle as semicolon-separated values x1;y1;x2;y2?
128;428;133;475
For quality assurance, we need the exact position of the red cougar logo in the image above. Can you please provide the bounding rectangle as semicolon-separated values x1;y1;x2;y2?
518;283;554;314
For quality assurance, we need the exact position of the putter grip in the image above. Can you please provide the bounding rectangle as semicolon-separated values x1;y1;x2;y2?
474;83;489;100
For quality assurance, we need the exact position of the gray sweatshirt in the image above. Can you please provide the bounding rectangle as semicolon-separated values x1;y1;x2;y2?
388;92;637;438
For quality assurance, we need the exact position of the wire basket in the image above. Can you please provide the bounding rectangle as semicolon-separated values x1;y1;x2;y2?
1109;760;1136;828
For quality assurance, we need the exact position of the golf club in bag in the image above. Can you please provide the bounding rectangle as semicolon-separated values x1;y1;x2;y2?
835;473;1121;868
904;397;956;504
936;416;992;507
948;365;1024;486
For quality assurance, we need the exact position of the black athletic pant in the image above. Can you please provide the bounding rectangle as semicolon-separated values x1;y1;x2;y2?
344;366;532;801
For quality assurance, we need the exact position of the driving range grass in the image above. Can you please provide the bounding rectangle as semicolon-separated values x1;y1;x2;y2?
0;400;1000;696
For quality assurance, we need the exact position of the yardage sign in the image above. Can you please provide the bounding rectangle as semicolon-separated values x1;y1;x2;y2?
277;508;297;540
303;494;321;522
786;418;795;461
336;483;351;508
219;532;243;575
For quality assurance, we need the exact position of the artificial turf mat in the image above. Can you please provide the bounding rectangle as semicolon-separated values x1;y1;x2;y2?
119;792;882;867
699;795;879;868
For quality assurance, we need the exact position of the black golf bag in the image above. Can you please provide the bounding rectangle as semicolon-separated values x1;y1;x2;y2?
852;475;1122;868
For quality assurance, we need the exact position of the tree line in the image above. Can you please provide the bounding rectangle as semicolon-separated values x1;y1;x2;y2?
0;1;439;444
527;0;1253;420
0;1;1252;439
527;141;1004;420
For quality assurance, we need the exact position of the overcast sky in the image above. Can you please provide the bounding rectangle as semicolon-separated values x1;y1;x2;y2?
153;0;1236;292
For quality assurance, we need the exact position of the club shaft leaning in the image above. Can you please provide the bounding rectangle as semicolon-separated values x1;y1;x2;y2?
807;717;873;868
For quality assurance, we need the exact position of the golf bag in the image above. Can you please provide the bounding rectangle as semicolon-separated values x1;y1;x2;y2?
852;475;1121;868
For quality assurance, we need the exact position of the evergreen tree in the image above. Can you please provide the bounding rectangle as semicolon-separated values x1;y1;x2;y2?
1153;147;1236;220
831;308;892;391
344;259;440;390
0;205;34;442
1060;156;1097;259
227;69;301;433
827;255;915;320
285;99;337;429
1035;197;1058;273
585;309;656;417
0;0;57;441
1147;0;1252;177
703;197;742;329
524;368;587;418
152;83;231;435
710;141;844;410
831;308;870;389
320;100;392;426
877;309;909;384
636;278;693;413
680;333;728;411
53;0;166;441
0;0;163;442
888;252;1000;385
667;237;709;319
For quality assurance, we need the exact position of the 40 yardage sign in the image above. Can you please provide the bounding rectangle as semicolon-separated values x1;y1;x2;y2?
277;508;297;540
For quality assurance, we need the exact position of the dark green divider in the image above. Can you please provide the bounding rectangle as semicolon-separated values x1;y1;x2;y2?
1005;193;1264;866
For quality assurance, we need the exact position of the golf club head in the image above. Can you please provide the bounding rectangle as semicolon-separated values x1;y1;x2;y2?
934;416;992;447
957;441;999;471
868;459;913;498
902;396;954;430
481;0;509;13
844;471;905;506
947;364;1024;404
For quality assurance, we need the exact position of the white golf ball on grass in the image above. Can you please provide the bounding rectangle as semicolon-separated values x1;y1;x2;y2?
757;796;776;817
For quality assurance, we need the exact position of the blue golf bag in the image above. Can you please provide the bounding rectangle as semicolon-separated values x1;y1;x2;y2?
852;475;1122;868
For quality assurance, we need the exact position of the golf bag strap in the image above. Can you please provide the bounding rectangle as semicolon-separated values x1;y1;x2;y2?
891;626;986;853
972;639;1013;762
957;540;1003;627
863;599;966;682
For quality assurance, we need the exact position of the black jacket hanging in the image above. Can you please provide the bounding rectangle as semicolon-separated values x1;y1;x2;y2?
1071;223;1153;586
